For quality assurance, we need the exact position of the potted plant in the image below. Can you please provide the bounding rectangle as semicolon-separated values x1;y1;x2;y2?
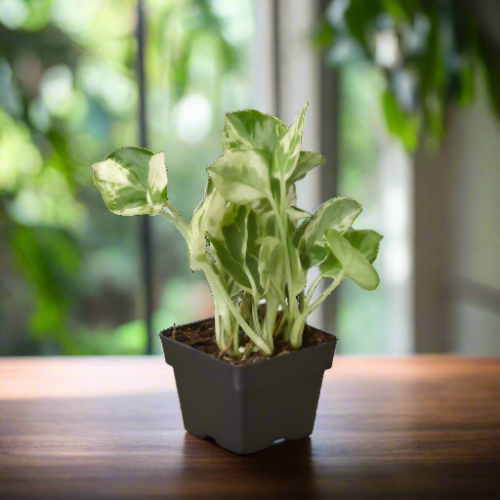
93;104;382;454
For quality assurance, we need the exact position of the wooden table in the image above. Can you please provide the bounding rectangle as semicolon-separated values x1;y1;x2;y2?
0;357;499;499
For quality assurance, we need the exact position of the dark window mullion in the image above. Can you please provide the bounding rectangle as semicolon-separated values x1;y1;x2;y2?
136;0;154;355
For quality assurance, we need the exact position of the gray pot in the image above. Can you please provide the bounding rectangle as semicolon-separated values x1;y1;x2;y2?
159;318;337;455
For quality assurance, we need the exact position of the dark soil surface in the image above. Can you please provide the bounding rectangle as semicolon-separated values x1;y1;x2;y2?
160;316;335;366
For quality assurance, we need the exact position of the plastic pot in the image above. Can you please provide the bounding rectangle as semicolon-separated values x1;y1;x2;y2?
159;318;337;455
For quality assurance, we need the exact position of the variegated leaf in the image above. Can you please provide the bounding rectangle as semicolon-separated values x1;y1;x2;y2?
211;238;251;289
344;229;383;264
287;183;297;206
246;209;264;295
220;204;248;263
207;150;271;204
286;151;325;187
270;103;308;181
224;272;241;298
287;206;311;225
187;178;216;271
204;188;227;238
210;204;253;290
320;229;382;279
258;236;284;295
223;109;287;155
93;147;167;216
325;229;380;291
295;197;362;269
318;252;342;279
252;198;276;238
288;236;307;296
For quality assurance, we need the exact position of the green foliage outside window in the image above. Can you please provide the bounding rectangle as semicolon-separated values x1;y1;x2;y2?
317;0;500;150
0;0;250;354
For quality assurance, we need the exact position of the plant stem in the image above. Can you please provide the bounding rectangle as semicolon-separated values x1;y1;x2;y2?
204;265;273;355
214;307;221;347
307;271;345;315
305;273;323;304
269;194;298;321
232;318;241;357
159;210;188;239
289;316;306;349
244;263;265;338
164;200;188;226
298;290;305;313
264;295;279;344
273;310;286;338
290;271;345;348
269;282;290;320
220;307;232;349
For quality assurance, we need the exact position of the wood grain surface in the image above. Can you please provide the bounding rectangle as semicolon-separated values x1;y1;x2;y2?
0;356;499;499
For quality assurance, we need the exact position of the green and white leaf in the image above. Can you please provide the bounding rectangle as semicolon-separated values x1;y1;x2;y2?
344;229;383;264
220;204;248;263
295;197;363;269
270;103;308;181
187;178;216;271
325;229;380;291
258;236;285;295
210;238;251;289
251;199;275;238
207;150;271;204
284;183;308;224
320;229;382;279
318;252;342;279
223;109;287;155
210;204;253;290
93;147;167;216
245;209;264;295
204;188;227;238
286;151;325;187
287;207;311;225
288;236;307;296
223;271;241;298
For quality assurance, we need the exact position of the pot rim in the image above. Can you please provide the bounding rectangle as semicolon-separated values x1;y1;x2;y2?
158;316;338;370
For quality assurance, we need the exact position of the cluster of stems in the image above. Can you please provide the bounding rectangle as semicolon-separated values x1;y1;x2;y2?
160;197;342;358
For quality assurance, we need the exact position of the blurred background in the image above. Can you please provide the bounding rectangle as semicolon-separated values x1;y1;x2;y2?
0;0;498;356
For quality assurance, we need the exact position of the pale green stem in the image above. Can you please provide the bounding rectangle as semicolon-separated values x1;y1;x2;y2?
268;194;299;320
220;307;232;349
298;290;305;313
264;295;279;344
205;265;232;350
233;318;241;357
290;271;346;348
243;263;265;338
279;180;288;239
214;307;221;347
158;210;188;239
305;273;323;304
273;310;286;338
204;265;273;355
307;271;345;315
164;200;188;226
205;271;223;347
269;281;290;319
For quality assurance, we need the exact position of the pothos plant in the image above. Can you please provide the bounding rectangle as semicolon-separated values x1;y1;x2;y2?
93;104;382;357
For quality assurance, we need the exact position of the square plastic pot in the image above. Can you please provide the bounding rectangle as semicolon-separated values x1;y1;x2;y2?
159;318;337;455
